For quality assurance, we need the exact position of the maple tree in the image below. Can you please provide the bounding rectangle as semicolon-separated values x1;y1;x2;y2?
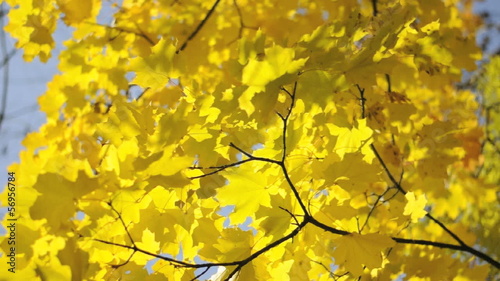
1;0;500;280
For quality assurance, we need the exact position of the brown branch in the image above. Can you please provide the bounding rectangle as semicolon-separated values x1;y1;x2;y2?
94;220;308;280
371;143;471;248
93;238;204;267
233;0;244;39
370;144;407;195
90;22;155;45
360;190;386;232
385;73;391;92
228;139;311;217
309;217;350;236
279;163;310;217
107;201;137;247
176;0;221;53
354;84;499;268
188;158;254;179
308;217;500;268
391;237;500;268
355;84;366;119
371;0;378;16
226;0;259;45
111;251;136;269
190;267;210;281
280;82;298;163
371;140;500;267
229;142;256;159
279;206;300;227
223;220;307;281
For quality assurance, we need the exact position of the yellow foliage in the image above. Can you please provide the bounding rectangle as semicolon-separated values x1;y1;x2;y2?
1;0;498;280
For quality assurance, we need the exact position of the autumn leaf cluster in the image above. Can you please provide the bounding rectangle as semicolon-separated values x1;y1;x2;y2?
1;0;499;280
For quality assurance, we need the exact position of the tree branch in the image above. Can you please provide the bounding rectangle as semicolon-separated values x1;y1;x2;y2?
90;22;155;45
391;237;500;268
223;220;307;281
371;0;378;16
227;0;258;45
188;158;254;179
355;84;499;268
107;201;136;247
93;79;500;279
355;84;366;119
176;0;221;53
280;82;298;163
93;220;308;279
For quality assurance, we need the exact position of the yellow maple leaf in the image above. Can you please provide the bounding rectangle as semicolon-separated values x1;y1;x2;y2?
216;165;278;225
57;0;99;25
332;233;395;276
328;119;373;160
403;192;427;222
129;38;177;90
136;228;160;254
239;45;307;115
242;45;307;88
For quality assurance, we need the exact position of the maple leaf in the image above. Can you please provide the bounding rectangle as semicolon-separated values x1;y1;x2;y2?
129;38;177;90
403;192;427;222
332;233;395;276
328;118;374;160
216;165;279;225
239;45;308;115
57;0;99;25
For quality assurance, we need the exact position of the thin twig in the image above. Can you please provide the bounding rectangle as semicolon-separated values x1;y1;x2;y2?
279;206;300;226
90;22;155;45
107;201;136;247
385;74;392;92
223;220;307;281
188;159;253;179
355;85;366;119
177;0;221;53
111;251;136;269
190;266;211;281
280;82;298;163
226;0;259;45
371;0;378;16
0;48;16;70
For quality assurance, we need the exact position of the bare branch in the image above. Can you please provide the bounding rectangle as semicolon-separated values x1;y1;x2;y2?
371;0;378;16
355;85;366;119
110;251;136;269
188;159;254;179
223;220;307;281
177;0;221;53
190;267;211;281
280;82;298;162
90;22;155;45
107;201;137;247
226;0;259;45
279;206;300;227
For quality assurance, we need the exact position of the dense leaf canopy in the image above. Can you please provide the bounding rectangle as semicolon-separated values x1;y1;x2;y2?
1;0;499;280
